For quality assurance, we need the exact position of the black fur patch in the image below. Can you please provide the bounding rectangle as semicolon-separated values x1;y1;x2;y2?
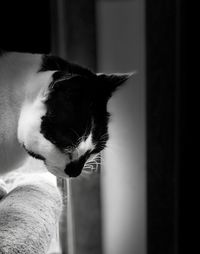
39;54;95;78
39;55;130;160
40;74;110;156
41;74;96;150
64;154;89;177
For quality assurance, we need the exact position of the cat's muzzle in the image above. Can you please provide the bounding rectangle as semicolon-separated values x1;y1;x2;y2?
64;159;86;177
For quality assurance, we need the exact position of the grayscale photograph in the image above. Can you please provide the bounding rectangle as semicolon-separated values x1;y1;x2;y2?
0;0;182;253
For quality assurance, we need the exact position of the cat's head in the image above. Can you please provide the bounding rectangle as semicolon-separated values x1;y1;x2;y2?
18;60;132;178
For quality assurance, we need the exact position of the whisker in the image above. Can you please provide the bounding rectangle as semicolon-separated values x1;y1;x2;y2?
76;134;89;146
99;133;109;141
77;136;84;144
100;157;105;163
75;147;80;158
85;154;102;172
84;119;92;136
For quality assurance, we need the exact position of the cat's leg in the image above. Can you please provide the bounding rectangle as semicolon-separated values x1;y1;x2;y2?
0;174;63;254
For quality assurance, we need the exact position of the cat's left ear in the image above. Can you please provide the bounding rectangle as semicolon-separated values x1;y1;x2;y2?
97;72;135;97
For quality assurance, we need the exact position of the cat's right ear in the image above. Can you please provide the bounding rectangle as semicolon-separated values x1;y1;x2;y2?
97;71;135;98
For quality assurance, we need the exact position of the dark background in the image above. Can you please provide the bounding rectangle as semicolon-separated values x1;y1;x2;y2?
146;1;184;253
0;0;51;53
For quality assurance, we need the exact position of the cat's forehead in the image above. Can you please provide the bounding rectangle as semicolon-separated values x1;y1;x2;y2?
40;77;94;149
45;75;95;126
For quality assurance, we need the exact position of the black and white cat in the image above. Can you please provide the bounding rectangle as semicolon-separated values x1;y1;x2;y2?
0;51;131;178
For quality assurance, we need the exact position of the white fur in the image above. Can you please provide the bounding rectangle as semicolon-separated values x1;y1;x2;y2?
18;94;70;178
18;91;95;178
77;133;95;158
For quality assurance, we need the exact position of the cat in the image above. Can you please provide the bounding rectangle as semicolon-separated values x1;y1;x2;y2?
0;50;131;178
0;166;62;254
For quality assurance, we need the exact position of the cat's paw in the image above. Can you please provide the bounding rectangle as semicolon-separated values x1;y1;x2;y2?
0;179;8;199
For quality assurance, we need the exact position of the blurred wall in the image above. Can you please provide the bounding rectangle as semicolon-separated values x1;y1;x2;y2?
96;1;146;254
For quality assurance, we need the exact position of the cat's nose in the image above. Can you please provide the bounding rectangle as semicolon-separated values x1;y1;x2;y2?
64;159;85;177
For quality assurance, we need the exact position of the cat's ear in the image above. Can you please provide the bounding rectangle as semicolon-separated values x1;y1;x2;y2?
50;71;75;85
97;72;135;97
